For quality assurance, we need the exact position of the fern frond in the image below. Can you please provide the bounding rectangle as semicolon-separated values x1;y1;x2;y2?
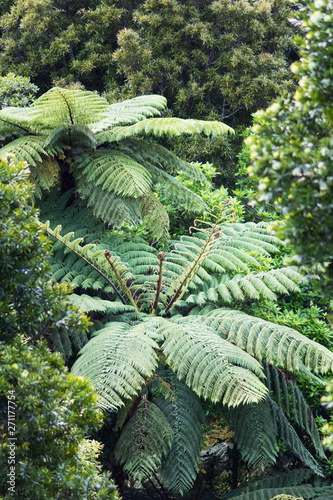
265;364;326;460
74;148;152;198
108;117;234;141
140;191;170;242
116;138;208;183
227;400;279;470
152;370;205;495
67;294;135;314
0;135;49;167
269;398;322;475
114;399;173;482
205;309;333;374
220;469;314;499
219;484;333;500
91;94;168;132
215;268;304;305
159;319;267;406
0;106;34;137
28;87;109;131
44;222;130;303
71;322;159;410
44;124;97;149
86;189;142;228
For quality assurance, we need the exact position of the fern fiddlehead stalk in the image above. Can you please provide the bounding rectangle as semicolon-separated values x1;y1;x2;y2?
104;250;139;311
151;252;165;315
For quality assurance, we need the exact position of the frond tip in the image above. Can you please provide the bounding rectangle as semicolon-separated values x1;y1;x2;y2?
114;400;173;482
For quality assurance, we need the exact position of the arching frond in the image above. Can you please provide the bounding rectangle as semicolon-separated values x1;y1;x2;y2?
0;135;49;167
140;190;170;242
28;87;109;131
67;294;135;315
265;364;326;460
152;370;205;495
114;399;173;482
74;148;152;198
116;138;208;182
107;117;234;141
71;322;159;410
159;319;267;406
220;484;333;500
219;469;314;499
91;94;168;132
205;309;333;374
44;124;97;150
186;267;305;307
0;106;34;138
227;400;279;470
269;398;323;475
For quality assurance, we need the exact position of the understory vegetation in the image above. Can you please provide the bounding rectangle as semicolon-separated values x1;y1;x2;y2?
1;1;333;499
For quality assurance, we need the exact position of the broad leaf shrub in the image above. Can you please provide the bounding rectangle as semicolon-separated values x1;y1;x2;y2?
0;342;120;500
246;0;333;283
0;156;90;351
0;156;120;499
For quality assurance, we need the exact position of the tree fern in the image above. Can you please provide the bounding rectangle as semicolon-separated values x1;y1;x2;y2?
40;213;333;495
0;87;234;240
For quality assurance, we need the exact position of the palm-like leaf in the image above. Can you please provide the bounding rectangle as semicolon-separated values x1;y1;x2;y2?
71;322;159;410
114;399;173;482
107;117;234;141
204;309;333;374
152;370;205;495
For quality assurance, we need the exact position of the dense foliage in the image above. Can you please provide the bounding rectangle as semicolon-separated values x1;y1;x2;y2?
0;157;89;346
247;0;333;280
0;73;38;108
0;156;120;498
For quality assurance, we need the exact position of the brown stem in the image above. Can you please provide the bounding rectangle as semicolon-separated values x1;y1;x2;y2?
104;250;138;311
150;252;165;315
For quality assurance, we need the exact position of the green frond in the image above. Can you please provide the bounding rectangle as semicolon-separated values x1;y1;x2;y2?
152;370;205;495
265;364;326;460
91;94;168;132
220;469;314;499
71;322;159;410
153;167;207;212
67;294;135;315
44;124;97;150
220;484;333;500
107;117;234;141
114;399;173;483
159;319;267;406
85;189;142;228
218;267;304;304
227;400;279;470
205;309;333;375
0;135;49;167
74;148;152;198
44;222;130;302
140;190;170;242
0;106;34;138
269;398;322;475
28;87;109;131
30;157;60;195
116;138;208;183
